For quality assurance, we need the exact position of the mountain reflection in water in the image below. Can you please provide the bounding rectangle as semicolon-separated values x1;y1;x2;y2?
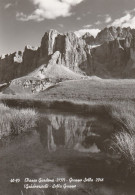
37;112;110;153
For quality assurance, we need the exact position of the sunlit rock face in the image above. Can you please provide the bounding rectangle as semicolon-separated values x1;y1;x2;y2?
41;30;89;74
41;29;59;56
1;27;135;84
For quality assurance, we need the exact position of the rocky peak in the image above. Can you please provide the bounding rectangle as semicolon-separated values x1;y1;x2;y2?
95;27;114;44
25;45;38;51
0;54;6;60
109;26;117;38
13;51;23;63
118;27;131;39
117;27;123;38
65;32;80;47
41;29;59;56
48;51;62;66
83;32;91;37
95;26;135;45
82;32;95;45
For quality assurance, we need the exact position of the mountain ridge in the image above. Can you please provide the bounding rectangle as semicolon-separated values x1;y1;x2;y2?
1;26;135;93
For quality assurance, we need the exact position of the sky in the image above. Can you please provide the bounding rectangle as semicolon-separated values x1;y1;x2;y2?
0;0;135;55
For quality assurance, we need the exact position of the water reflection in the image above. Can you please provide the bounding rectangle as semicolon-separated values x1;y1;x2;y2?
37;113;110;153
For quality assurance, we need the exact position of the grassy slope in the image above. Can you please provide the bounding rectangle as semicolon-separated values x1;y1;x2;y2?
37;79;135;101
1;78;135;102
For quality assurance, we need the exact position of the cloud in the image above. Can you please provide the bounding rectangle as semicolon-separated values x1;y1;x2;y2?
95;21;101;25
4;3;12;9
74;29;100;38
105;14;112;23
16;0;84;21
16;12;44;22
83;24;92;28
96;14;112;25
111;9;135;28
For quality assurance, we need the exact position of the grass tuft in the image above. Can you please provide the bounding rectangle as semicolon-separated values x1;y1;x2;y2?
0;103;38;138
112;131;135;168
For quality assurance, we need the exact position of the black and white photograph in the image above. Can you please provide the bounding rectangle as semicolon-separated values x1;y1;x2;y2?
0;0;135;194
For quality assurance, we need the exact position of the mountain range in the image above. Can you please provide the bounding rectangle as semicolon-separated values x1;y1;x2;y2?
1;26;135;94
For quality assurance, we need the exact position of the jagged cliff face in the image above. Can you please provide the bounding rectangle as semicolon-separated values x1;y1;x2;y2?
82;27;135;78
1;26;135;84
90;39;130;78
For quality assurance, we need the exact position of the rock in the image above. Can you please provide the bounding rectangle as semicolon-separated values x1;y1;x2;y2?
96;27;114;44
82;32;95;45
95;27;133;44
62;32;88;72
40;29;59;56
90;38;131;78
13;51;23;63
